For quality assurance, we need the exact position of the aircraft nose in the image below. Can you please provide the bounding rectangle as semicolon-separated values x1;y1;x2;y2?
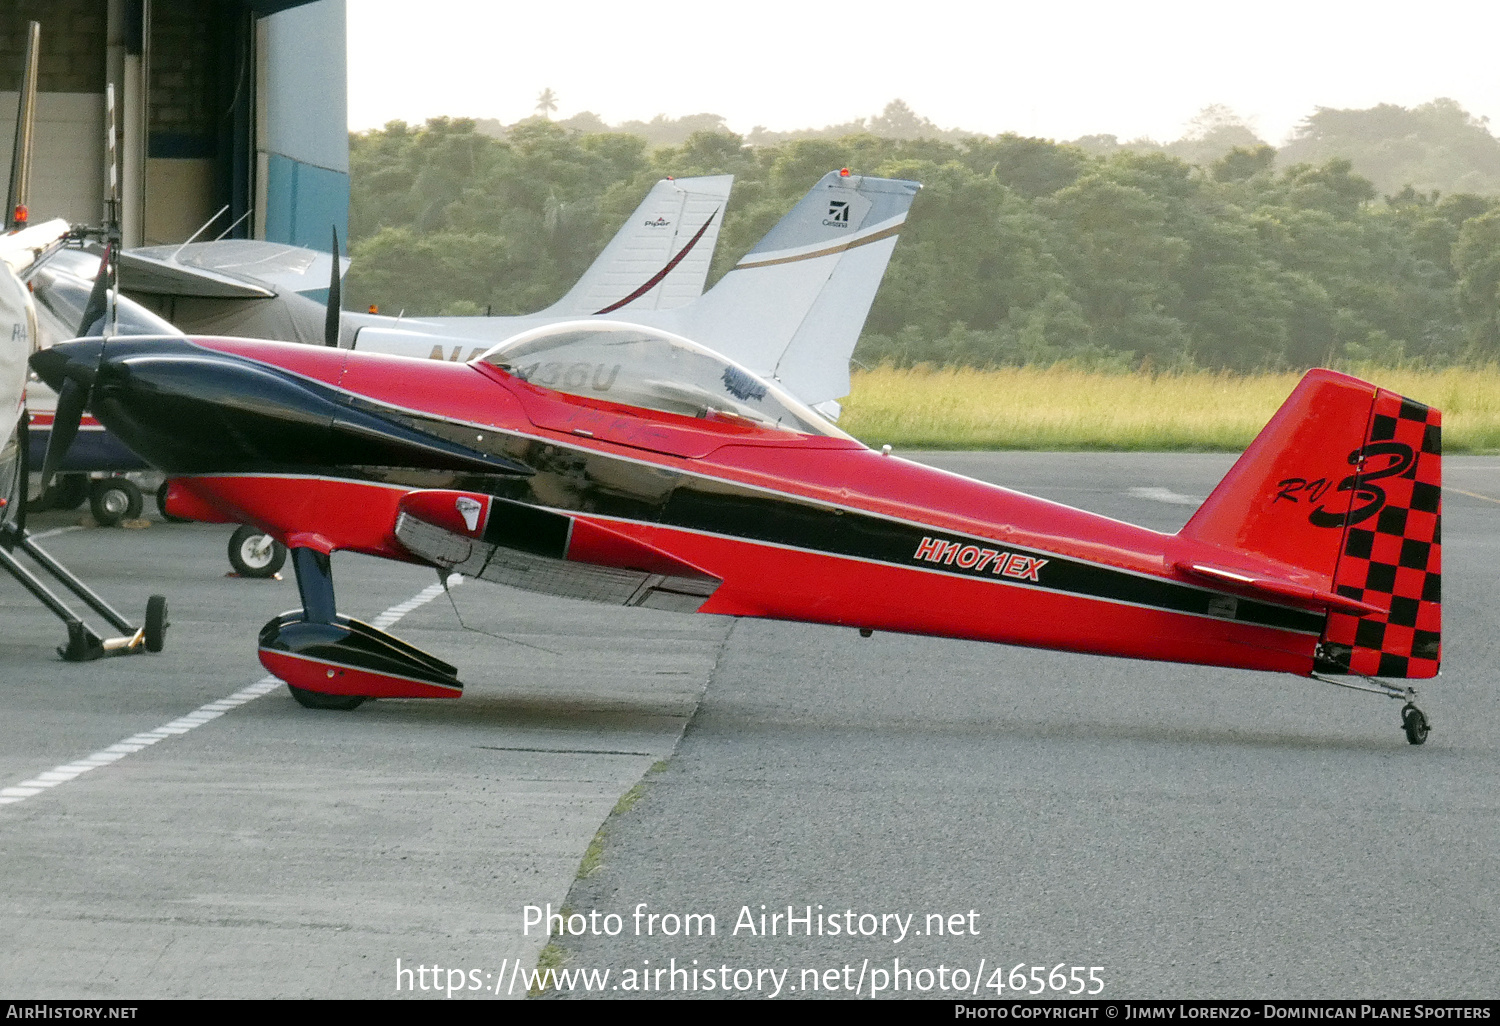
30;339;104;391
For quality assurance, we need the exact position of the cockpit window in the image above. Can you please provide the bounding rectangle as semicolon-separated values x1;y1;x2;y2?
478;320;848;438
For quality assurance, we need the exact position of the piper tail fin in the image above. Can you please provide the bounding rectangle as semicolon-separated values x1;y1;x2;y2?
1179;369;1441;679
675;170;920;409
540;174;732;317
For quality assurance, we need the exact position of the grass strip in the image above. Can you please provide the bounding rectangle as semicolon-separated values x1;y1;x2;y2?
841;365;1500;452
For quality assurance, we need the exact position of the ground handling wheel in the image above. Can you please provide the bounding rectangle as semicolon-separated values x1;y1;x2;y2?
1401;703;1430;746
144;595;168;653
89;477;143;526
227;524;287;577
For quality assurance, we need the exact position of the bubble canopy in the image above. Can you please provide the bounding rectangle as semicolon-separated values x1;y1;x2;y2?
477;320;848;438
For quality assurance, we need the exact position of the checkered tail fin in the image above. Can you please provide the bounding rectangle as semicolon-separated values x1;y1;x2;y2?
1316;388;1442;678
1179;369;1441;679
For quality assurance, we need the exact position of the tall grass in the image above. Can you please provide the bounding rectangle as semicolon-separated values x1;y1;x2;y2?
841;365;1500;452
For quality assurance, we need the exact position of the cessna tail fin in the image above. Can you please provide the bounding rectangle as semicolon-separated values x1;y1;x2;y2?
674;171;921;409
1178;369;1441;678
540;175;732;317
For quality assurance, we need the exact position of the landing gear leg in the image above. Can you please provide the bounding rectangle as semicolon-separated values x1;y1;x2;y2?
1311;672;1430;745
291;547;336;623
258;546;462;706
283;547;364;710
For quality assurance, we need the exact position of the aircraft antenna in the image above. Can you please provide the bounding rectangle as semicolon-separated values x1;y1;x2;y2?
437;572;560;655
170;204;230;261
213;207;254;241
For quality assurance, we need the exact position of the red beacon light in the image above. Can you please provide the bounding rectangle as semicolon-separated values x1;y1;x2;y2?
839;168;850;177
11;204;27;227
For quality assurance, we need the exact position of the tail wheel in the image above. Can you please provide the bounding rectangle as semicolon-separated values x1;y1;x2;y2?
228;524;287;577
89;477;143;526
288;686;366;711
1401;704;1429;746
144;595;168;653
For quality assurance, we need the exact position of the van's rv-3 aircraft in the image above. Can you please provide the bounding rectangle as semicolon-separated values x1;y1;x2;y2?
36;307;1442;743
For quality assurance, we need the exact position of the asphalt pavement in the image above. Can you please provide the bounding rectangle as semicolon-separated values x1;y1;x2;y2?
1;454;1495;999
547;453;1500;1000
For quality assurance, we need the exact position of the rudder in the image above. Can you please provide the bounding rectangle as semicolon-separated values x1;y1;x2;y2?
1316;390;1442;678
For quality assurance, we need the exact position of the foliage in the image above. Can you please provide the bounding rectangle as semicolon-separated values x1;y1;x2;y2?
347;107;1500;372
1280;99;1500;198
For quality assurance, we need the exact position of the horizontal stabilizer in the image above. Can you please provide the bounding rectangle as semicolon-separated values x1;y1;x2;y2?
1174;560;1386;617
121;240;351;299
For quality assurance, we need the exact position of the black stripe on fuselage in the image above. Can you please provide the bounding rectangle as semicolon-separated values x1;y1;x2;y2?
239;387;1327;637
120;340;1320;637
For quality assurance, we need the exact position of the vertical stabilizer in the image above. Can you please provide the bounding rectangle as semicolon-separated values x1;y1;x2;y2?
672;171;919;408
1179;369;1441;679
541;175;732;316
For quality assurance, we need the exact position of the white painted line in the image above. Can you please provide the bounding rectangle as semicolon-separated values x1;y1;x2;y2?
28;525;86;541
0;574;464;809
1128;486;1202;506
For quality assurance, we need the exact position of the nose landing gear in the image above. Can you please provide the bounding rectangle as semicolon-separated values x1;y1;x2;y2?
257;547;463;709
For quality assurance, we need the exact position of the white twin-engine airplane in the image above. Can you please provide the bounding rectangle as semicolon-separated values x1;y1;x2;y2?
345;170;921;418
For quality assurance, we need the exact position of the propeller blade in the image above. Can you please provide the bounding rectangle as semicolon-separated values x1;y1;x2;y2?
324;227;342;347
38;377;87;493
77;241;113;337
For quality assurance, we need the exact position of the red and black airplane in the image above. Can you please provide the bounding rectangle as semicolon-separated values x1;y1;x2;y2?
31;317;1442;743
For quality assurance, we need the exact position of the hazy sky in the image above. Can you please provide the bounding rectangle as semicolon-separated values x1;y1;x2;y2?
347;0;1500;145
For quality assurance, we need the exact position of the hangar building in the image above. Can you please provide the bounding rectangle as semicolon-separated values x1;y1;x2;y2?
1;0;347;252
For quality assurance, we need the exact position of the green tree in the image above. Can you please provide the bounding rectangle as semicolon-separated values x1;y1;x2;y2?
1453;206;1500;355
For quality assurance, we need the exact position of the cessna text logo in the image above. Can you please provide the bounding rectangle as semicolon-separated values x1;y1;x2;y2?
912;536;1047;581
823;200;850;227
